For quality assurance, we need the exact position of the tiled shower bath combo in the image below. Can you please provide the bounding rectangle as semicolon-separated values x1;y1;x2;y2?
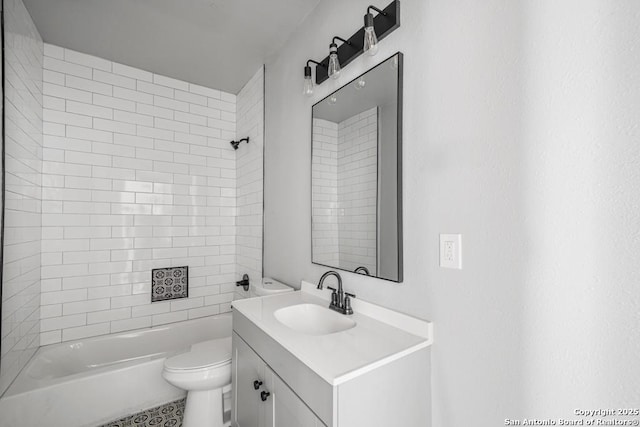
0;0;264;424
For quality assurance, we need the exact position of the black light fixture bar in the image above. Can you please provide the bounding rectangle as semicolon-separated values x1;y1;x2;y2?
332;36;352;47
305;59;324;76
315;0;400;84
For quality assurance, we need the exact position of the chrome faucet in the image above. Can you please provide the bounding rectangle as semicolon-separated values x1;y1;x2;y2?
317;271;355;315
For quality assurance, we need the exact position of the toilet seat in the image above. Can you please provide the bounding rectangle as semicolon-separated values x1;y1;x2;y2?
164;337;231;372
161;335;232;427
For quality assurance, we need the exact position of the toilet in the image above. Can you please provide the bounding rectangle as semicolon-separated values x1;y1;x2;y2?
250;277;294;297
162;278;292;426
162;336;232;427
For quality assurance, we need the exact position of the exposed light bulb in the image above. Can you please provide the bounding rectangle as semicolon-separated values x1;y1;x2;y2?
364;27;379;56
354;77;366;90
328;53;340;79
303;76;313;96
363;13;379;56
303;65;314;96
328;43;341;79
327;94;338;105
390;55;399;69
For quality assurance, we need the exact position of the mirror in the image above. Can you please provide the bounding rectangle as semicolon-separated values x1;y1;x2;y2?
311;53;402;282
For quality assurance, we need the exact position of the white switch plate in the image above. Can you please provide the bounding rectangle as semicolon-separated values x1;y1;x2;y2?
440;234;462;269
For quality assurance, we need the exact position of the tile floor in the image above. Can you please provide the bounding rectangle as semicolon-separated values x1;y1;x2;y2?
99;399;185;427
98;398;231;427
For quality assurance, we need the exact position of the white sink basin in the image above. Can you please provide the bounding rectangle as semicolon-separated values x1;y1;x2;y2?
274;303;356;336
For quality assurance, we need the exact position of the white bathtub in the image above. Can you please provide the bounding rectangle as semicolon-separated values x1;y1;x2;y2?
0;313;232;427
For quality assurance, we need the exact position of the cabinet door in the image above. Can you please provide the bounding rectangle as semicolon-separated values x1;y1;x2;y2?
265;367;325;427
232;333;271;427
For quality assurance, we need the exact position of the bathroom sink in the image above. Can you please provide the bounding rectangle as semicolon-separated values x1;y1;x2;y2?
274;304;356;336
233;282;433;385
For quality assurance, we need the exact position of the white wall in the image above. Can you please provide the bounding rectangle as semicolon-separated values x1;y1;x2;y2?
377;100;398;280
264;0;640;425
0;0;43;395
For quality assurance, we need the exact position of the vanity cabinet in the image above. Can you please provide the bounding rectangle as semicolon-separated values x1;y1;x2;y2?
231;284;433;427
232;332;324;427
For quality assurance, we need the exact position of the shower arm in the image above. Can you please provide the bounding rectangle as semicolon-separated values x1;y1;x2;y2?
230;137;250;150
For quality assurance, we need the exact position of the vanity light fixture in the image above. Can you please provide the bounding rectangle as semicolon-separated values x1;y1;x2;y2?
303;60;323;96
363;6;387;56
328;42;341;79
306;0;400;86
328;37;353;79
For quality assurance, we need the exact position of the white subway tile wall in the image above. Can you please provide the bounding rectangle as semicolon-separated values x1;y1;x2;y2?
311;119;339;266
0;0;44;395
39;45;263;344
337;108;378;274
311;108;378;274
235;67;264;293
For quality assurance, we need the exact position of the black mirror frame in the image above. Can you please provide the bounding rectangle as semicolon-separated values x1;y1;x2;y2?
310;52;403;283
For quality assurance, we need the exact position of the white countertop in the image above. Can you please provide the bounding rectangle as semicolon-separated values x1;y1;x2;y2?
232;281;433;386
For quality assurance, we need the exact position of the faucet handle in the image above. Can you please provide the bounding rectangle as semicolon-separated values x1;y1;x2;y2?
236;273;250;291
327;286;339;306
344;293;355;315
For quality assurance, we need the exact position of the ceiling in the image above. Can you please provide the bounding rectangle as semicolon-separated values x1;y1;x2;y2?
23;0;321;94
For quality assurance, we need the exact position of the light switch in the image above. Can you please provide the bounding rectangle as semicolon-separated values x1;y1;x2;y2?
440;234;462;269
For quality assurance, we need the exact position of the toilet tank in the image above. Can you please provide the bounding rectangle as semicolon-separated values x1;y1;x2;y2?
250;277;293;297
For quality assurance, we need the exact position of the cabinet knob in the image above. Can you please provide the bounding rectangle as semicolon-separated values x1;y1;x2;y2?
260;391;271;401
253;380;263;390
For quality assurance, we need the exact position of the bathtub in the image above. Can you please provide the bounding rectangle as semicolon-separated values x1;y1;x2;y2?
0;313;231;427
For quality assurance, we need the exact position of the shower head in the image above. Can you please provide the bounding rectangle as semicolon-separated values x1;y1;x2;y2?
230;137;250;150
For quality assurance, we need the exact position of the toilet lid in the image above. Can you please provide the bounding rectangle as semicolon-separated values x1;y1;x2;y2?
251;278;292;296
164;337;232;371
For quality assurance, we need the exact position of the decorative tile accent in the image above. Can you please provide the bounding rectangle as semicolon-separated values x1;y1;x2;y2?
99;399;185;427
151;266;189;302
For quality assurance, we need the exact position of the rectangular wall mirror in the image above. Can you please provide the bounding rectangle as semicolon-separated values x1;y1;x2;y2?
311;52;403;282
